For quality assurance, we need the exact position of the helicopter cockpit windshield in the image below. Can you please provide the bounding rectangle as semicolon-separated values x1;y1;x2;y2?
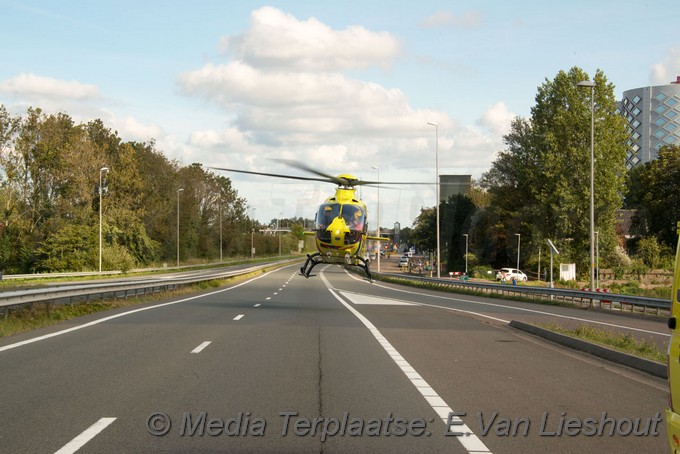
316;203;340;230
341;204;365;232
315;203;366;233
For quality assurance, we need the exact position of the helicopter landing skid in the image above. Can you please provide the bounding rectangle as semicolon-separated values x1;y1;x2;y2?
355;256;373;281
300;253;322;278
300;253;373;281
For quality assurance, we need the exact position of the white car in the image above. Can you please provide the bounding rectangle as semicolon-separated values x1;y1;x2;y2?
496;268;527;282
398;257;409;268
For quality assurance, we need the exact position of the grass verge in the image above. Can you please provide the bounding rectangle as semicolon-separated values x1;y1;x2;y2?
537;322;667;363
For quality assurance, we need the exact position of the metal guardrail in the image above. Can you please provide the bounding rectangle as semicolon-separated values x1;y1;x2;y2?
1;263;670;316
378;272;671;315
0;259;300;311
0;256;299;281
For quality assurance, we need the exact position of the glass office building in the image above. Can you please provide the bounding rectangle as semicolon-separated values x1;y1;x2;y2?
620;77;680;168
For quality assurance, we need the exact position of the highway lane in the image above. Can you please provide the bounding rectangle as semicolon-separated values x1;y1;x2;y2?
0;265;472;453
0;263;668;453
327;267;668;453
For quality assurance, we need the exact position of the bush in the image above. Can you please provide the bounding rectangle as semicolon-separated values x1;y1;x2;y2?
470;265;494;279
613;265;626;280
637;236;661;268
609;245;631;268
34;225;97;272
629;258;649;280
102;244;137;273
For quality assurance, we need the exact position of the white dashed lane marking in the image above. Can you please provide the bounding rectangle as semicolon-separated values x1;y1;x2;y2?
191;341;212;354
54;417;117;454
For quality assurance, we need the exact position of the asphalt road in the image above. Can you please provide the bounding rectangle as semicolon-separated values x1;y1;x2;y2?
0;263;669;453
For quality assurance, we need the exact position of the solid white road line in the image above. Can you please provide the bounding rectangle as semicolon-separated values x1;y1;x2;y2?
233;314;245;321
191;341;211;354
54;417;116;454
320;272;492;454
0;268;280;353
345;270;668;337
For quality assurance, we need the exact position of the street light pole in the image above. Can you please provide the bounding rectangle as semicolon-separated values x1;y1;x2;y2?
463;233;468;275
219;202;223;263
372;165;381;273
176;188;184;267
251;207;256;259
595;230;599;289
427;121;440;278
99;166;109;273
277;215;282;256
577;79;596;291
515;233;521;270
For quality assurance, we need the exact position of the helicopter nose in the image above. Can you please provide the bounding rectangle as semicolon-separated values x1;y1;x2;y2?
327;217;349;246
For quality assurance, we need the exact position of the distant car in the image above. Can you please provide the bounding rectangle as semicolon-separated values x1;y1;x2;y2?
496;268;527;282
398;257;409;268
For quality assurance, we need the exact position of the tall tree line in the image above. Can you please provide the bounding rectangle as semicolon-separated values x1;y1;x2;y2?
413;67;679;277
0;105;272;273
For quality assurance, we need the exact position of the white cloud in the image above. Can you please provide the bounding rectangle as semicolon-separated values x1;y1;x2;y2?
218;6;400;71
0;8;508;228
177;8;510;225
477;101;515;136
180;61;439;148
108;114;163;142
0;73;99;101
420;11;483;29
650;47;680;85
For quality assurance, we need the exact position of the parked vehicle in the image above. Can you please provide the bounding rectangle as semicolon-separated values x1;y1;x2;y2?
666;222;680;451
496;267;527;282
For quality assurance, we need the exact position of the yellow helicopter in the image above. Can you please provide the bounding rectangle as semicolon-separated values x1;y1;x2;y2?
211;161;395;280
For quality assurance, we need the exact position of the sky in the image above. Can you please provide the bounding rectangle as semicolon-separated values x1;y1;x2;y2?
1;0;679;229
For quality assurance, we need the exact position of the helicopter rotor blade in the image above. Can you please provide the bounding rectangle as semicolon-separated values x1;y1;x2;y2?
211;161;435;187
269;159;347;185
270;159;432;186
209;167;334;183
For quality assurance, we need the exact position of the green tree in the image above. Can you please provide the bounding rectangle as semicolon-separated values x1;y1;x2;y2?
441;194;477;272
625;145;680;247
411;207;436;253
480;67;628;276
0;105;261;271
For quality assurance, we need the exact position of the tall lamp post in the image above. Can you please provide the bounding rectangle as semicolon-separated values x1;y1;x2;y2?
277;213;283;256
98;166;109;273
427;121;440;278
372;165;381;272
515;233;521;270
595;230;599;289
577;79;596;291
251;207;256;259
463;233;469;275
219;201;223;263
176;188;184;267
